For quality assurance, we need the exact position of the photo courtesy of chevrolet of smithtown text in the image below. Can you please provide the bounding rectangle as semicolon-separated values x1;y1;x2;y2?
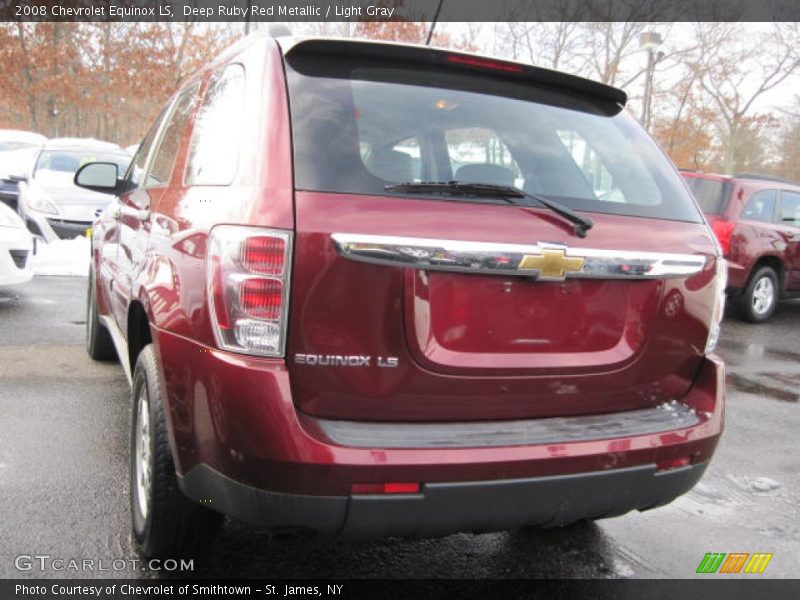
0;1;799;599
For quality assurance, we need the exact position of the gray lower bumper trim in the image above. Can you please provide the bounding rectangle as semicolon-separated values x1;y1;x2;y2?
312;403;700;449
178;466;348;535
178;461;708;539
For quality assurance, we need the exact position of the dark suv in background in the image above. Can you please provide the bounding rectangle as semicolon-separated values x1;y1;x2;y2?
682;172;800;322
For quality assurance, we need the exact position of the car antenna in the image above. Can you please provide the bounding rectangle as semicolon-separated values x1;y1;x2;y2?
425;0;444;46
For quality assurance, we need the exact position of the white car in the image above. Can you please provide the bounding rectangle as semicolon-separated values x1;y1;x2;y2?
0;129;46;154
18;138;130;242
0;201;34;286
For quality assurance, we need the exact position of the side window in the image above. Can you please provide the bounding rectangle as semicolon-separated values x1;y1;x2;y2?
147;82;200;187
445;128;522;187
185;64;246;186
125;108;169;188
780;191;800;227
741;190;776;222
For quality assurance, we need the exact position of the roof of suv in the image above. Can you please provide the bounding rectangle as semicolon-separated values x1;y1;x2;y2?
682;170;800;189
42;138;126;154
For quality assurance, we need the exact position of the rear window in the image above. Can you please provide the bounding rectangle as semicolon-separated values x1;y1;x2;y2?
285;52;701;223
781;191;800;227
682;176;732;215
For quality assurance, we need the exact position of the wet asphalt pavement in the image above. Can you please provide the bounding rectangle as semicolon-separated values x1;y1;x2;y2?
0;276;798;579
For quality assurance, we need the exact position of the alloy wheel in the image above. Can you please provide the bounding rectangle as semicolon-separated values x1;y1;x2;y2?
752;275;775;316
134;390;152;521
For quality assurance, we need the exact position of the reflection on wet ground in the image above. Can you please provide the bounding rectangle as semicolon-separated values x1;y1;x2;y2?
718;339;800;365
716;301;800;404
0;291;21;305
726;372;798;403
187;520;620;579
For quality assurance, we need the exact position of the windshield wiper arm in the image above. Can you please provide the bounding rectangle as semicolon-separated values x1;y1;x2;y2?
385;181;593;238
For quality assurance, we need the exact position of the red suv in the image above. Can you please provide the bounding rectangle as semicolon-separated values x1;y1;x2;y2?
76;34;725;558
682;171;800;322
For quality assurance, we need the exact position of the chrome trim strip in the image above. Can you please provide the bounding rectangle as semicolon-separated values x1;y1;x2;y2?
331;233;706;280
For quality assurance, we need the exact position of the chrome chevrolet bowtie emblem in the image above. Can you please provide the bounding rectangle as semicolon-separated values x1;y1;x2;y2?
518;248;586;279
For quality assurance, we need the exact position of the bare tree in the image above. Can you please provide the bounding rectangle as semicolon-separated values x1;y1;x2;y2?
576;22;650;87
691;22;800;173
502;22;582;71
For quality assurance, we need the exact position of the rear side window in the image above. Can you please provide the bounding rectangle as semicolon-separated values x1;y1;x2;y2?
185;64;245;186
682;176;732;215
741;190;776;222
148;82;200;187
780;191;800;226
285;52;701;222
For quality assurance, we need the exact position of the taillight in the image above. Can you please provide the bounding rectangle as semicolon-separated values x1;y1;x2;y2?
207;226;292;357
447;54;524;73
239;278;283;321
240;235;286;275
708;217;735;255
705;256;727;354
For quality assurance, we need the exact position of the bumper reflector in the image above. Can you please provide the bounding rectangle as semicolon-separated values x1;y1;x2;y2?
351;482;421;495
656;456;691;471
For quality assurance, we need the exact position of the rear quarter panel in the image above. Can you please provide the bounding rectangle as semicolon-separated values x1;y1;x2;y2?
139;38;294;343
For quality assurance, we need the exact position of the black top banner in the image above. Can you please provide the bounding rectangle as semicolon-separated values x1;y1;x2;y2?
2;0;800;22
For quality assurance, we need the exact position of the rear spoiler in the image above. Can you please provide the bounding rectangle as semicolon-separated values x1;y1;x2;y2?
277;37;627;106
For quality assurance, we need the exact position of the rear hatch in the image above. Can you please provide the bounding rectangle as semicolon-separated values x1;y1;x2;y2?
681;172;735;254
681;172;734;218
282;40;718;422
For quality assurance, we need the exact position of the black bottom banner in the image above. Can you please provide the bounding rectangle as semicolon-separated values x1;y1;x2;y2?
2;579;798;600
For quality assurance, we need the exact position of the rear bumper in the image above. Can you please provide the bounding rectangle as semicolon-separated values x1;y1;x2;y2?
22;208;89;242
45;217;90;241
178;460;709;537
155;327;724;532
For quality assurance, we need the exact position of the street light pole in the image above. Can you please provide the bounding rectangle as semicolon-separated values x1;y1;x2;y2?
639;31;664;132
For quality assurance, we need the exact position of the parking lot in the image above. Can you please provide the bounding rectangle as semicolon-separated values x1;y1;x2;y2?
0;275;798;579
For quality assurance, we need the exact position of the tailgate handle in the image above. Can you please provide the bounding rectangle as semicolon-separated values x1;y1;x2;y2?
331;233;706;281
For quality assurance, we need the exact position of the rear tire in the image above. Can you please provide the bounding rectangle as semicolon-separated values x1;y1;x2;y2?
131;344;223;559
86;268;117;361
737;266;779;323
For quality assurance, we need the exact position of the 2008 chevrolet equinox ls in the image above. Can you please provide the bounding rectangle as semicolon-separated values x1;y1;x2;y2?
75;32;726;558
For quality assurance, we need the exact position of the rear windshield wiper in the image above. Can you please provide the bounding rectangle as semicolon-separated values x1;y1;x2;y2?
385;181;593;238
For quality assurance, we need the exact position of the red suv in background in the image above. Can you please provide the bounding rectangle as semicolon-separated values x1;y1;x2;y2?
76;34;726;558
682;172;800;322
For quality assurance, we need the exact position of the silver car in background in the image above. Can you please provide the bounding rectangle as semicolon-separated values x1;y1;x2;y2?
18;138;131;241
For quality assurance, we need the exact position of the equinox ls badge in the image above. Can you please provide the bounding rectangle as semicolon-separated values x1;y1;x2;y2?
295;354;399;368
